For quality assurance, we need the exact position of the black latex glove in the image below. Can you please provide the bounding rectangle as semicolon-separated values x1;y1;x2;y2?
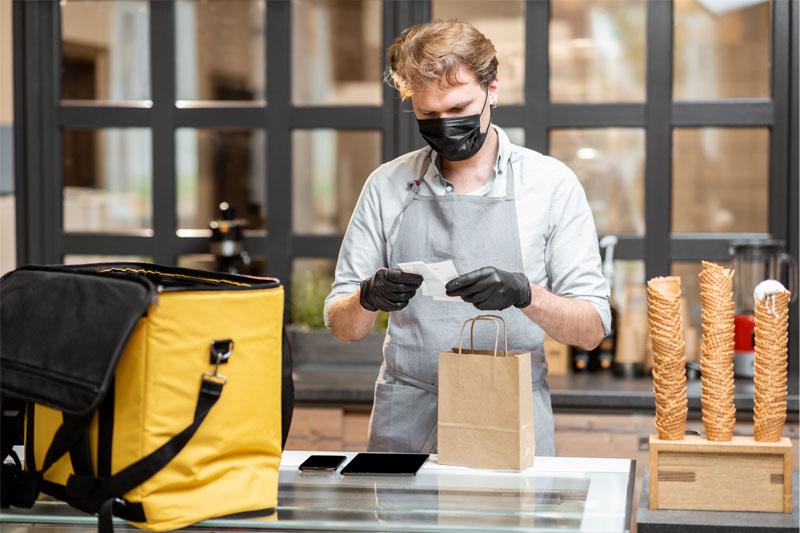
360;268;424;312
445;266;531;311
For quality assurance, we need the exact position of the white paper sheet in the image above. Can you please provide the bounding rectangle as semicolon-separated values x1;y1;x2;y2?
398;260;461;302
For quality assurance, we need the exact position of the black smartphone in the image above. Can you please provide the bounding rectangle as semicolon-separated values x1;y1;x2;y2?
339;452;429;476
297;455;347;472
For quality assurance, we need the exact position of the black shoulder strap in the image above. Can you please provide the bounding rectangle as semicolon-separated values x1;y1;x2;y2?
1;395;27;508
281;327;294;450
67;375;224;517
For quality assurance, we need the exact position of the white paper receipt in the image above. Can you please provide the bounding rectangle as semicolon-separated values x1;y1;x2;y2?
398;260;461;302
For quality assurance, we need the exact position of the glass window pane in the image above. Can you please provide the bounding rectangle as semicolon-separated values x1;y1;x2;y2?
671;261;732;363
176;129;267;232
503;127;525;147
61;0;150;101
292;0;382;106
431;1;525;105
0;195;14;277
175;0;266;102
292;130;381;234
549;128;645;235
291;258;336;329
550;0;646;102
64;255;152;264
673;0;771;100
63;128;152;233
672;128;768;233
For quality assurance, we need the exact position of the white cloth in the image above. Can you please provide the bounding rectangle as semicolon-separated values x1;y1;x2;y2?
324;125;611;337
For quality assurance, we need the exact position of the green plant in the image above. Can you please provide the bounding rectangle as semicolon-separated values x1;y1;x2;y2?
290;270;330;329
290;270;389;332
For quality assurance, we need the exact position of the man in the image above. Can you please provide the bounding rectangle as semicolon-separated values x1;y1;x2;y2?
324;20;610;456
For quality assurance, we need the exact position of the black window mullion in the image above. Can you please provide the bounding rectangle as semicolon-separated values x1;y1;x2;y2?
390;0;428;157
548;103;646;128
671;100;773;126
58;105;152;128
266;0;291;291
13;0;51;265
788;0;799;372
12;0;29;265
644;0;673;281
174;106;267;129
150;0;176;265
769;0;791;243
290;107;383;129
526;0;548;153
381;0;397;163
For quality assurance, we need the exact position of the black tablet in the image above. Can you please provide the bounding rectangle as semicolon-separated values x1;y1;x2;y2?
339;452;429;476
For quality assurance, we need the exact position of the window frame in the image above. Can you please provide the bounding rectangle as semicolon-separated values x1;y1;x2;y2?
12;0;799;361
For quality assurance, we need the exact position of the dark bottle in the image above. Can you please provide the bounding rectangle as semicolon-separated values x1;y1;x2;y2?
210;202;252;275
595;304;617;371
572;347;593;372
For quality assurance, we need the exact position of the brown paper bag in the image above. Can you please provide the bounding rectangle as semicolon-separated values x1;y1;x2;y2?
438;314;535;470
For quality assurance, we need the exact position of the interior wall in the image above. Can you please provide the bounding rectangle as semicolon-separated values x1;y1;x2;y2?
1;0;15;275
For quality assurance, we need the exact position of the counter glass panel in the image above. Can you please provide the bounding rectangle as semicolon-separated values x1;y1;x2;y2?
0;453;634;532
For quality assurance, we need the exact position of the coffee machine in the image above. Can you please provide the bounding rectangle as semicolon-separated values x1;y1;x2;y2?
730;240;797;377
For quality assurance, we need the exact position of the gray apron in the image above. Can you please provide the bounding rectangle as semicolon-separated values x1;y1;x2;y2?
367;148;556;456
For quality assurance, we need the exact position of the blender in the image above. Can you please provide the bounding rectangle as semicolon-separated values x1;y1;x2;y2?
730;240;797;377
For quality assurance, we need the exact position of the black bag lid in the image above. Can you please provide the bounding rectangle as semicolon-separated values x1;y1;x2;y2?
1;266;155;415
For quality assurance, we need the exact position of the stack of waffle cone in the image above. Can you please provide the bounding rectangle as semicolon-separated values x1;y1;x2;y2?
753;290;791;442
647;276;687;440
699;261;736;441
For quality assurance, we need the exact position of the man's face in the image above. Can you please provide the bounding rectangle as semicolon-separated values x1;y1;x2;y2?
410;65;499;133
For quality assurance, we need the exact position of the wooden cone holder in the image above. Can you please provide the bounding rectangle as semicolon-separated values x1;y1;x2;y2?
649;435;793;513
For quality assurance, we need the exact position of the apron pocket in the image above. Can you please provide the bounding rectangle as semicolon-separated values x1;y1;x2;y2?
368;378;438;453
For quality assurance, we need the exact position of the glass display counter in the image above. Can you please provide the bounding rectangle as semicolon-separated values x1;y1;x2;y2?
1;452;634;532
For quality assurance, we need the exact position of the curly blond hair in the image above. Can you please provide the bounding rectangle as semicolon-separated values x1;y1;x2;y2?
386;19;498;100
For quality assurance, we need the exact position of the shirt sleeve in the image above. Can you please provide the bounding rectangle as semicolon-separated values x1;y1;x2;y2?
323;171;387;328
544;166;612;336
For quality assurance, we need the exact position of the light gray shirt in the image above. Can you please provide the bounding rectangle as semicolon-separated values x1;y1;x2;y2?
324;125;611;336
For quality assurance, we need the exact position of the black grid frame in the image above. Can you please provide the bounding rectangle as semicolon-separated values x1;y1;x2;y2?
13;0;799;363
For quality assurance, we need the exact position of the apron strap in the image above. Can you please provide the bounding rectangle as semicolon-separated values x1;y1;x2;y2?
384;365;438;395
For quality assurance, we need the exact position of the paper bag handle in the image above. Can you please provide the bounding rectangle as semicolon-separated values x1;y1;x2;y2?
457;314;508;357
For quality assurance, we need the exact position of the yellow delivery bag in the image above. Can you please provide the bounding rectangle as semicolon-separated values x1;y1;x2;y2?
0;263;293;531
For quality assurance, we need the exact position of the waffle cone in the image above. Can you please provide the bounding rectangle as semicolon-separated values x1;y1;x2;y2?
647;276;687;440
753;291;790;442
699;262;736;441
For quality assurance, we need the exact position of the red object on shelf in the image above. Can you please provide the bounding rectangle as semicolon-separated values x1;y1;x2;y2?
734;313;756;352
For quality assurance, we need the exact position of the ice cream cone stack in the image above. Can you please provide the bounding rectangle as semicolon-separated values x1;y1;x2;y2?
753;286;791;442
647;276;687;440
699;261;736;441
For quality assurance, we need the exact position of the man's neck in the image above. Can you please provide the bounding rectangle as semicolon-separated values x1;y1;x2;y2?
440;126;499;194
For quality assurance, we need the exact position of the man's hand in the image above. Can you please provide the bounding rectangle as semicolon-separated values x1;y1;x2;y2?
445;266;531;311
360;268;424;312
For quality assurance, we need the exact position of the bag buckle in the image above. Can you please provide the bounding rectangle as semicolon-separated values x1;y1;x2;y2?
207;339;234;382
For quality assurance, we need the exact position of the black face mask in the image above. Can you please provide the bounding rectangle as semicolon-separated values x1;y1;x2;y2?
416;90;491;162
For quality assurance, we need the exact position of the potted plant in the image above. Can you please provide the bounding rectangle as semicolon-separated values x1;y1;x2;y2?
288;268;386;366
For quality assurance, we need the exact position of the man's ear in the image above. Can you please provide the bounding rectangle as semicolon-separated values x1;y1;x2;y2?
489;76;500;106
